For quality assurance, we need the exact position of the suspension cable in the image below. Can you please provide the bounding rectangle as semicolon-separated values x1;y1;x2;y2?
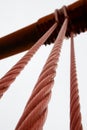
0;22;57;98
70;33;83;130
15;12;68;130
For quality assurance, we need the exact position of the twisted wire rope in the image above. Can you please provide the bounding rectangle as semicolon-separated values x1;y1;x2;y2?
70;33;83;130
15;17;68;130
0;22;57;98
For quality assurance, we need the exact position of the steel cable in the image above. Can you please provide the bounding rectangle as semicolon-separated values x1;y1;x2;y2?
0;22;57;98
15;17;68;130
70;33;83;130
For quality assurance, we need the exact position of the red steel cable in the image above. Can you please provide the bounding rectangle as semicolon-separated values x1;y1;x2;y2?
70;33;83;130
0;22;57;98
15;18;68;130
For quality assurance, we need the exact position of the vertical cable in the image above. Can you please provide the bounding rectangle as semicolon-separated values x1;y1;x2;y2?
15;17;68;130
70;33;83;130
0;22;57;98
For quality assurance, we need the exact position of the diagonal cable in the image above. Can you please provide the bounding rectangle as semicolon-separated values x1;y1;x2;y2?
0;22;57;98
15;17;68;130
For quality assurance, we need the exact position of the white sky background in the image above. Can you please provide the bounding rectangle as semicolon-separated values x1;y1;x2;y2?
0;0;87;130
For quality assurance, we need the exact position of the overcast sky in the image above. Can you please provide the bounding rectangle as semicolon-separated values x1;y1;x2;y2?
0;0;87;130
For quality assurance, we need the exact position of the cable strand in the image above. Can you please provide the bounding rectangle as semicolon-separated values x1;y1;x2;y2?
0;22;57;98
15;18;68;130
70;33;83;130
